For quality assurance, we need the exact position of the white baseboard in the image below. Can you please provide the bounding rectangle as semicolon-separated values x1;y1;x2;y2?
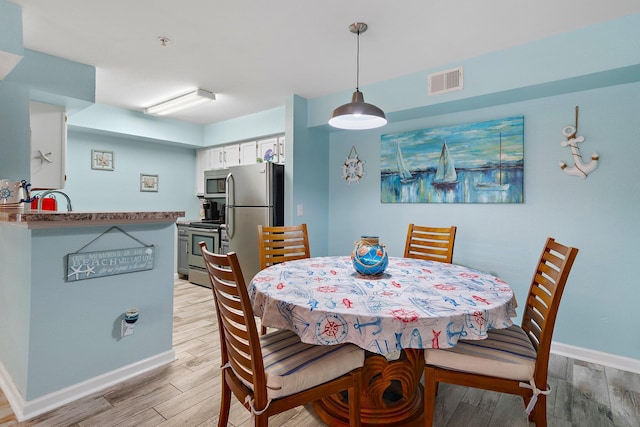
0;350;175;422
551;341;640;374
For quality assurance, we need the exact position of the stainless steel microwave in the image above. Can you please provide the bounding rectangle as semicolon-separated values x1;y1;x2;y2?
203;169;228;198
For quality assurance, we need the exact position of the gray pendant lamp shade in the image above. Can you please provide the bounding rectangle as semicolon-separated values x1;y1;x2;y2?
329;23;387;130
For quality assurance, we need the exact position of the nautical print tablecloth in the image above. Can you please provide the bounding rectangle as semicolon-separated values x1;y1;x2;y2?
249;256;516;355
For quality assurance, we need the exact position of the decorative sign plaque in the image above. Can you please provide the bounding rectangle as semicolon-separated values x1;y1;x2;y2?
67;246;155;281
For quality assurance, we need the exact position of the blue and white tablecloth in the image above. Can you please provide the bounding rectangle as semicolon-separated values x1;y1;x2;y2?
249;256;516;355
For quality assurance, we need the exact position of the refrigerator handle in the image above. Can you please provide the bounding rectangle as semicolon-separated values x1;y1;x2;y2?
225;172;234;239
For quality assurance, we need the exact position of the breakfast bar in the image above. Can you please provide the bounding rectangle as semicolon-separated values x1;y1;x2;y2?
0;209;184;421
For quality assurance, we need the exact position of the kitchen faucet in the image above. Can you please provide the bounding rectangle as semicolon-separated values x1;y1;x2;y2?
36;190;73;211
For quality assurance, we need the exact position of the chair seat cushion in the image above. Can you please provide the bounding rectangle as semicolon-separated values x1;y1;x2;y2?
258;328;365;399
424;325;536;381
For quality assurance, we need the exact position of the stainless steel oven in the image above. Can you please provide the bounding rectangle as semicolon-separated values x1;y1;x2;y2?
220;224;229;254
188;224;220;287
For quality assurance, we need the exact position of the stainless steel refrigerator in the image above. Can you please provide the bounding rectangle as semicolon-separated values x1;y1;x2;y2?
224;162;284;281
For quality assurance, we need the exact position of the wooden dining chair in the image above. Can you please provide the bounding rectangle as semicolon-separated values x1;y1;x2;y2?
257;224;311;269
423;237;579;427
199;242;364;427
257;224;310;334
404;224;457;263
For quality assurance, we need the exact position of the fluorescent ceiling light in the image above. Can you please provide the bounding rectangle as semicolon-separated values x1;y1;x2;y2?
144;89;215;116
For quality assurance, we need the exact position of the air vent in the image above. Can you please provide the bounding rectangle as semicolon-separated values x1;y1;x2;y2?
428;66;463;96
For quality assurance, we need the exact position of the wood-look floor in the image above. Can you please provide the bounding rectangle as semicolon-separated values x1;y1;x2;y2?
1;279;638;427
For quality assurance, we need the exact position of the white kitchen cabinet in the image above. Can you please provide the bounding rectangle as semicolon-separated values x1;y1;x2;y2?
257;136;285;163
257;137;278;163
195;136;283;194
277;135;286;164
239;141;257;165
195;148;208;194
209;147;224;170
223;144;240;167
30;101;67;189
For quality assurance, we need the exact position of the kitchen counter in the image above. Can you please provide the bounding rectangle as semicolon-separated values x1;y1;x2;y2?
0;209;185;228
0;209;184;421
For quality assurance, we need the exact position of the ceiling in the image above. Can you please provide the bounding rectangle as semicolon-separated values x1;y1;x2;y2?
11;0;640;125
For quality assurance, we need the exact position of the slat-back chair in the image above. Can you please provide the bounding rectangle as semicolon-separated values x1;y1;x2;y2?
257;224;310;270
257;224;310;334
404;224;457;263
199;242;363;427
423;237;579;427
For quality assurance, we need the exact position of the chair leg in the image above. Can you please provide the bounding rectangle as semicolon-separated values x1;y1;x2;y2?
255;413;269;427
218;375;232;427
531;394;548;427
349;370;362;427
423;367;437;427
261;325;267;335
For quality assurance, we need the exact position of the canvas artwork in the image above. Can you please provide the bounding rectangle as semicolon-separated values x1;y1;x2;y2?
380;116;524;203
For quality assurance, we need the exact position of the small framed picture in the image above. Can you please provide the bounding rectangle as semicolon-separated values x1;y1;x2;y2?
91;150;114;171
140;174;159;192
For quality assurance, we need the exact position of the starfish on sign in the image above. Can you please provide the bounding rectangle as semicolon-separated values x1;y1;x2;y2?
67;265;84;280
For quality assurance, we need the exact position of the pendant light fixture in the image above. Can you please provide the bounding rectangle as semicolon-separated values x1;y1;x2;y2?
329;22;387;130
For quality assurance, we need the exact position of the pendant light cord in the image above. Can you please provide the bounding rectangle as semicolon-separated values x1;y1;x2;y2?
355;28;360;91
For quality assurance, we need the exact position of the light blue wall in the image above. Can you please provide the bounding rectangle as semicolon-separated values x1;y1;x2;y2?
7;49;95;105
204;106;285;146
326;82;639;360
286;95;330;256
312;15;640;361
0;222;175;400
308;13;640;128
69;104;203;147
28;224;175;399
64;104;287;219
0;82;29;179
0;0;22;56
64;129;201;220
0;225;31;397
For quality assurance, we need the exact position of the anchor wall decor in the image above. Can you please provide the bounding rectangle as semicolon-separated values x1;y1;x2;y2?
559;106;599;179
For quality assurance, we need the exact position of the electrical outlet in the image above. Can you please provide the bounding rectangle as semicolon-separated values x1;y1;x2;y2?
121;320;134;337
297;204;303;216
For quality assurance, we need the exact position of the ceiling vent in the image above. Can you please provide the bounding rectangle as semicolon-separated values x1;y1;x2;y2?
428;66;463;96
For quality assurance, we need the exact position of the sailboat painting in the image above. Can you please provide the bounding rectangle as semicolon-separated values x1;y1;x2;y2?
432;139;458;188
396;141;417;183
475;132;509;191
380;116;524;203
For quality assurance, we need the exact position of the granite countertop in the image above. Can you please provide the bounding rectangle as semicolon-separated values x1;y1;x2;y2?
0;208;186;229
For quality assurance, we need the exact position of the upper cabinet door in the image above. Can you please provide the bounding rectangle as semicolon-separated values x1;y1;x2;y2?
239;141;257;165
30;102;67;190
257;137;278;163
223;144;240;168
277;136;285;164
209;147;224;170
195;148;209;194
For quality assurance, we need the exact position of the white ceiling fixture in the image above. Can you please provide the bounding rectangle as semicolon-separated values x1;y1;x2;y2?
329;22;387;130
144;89;215;116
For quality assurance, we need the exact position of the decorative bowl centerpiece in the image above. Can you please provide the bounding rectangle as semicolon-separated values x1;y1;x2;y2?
351;236;388;276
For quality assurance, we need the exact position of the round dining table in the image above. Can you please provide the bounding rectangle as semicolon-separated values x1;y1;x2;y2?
249;256;516;426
